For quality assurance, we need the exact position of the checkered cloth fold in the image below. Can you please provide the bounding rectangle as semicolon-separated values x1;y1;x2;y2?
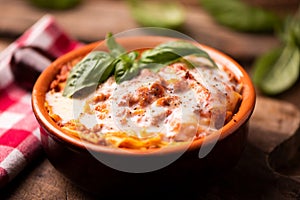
0;15;82;188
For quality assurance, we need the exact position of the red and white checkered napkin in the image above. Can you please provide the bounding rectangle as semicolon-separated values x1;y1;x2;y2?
0;14;83;188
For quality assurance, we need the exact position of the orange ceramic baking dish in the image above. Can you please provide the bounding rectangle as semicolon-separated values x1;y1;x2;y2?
32;36;256;197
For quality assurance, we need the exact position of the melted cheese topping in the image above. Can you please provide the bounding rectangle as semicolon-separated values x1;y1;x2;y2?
46;61;242;149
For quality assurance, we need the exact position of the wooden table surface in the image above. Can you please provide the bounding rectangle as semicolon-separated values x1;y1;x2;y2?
0;0;300;199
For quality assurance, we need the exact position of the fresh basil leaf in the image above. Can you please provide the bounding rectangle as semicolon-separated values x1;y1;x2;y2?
114;51;140;83
62;51;115;97
139;40;217;70
106;32;126;58
140;48;181;64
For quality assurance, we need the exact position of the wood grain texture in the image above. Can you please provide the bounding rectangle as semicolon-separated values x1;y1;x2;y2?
0;96;299;199
249;97;300;153
0;0;282;60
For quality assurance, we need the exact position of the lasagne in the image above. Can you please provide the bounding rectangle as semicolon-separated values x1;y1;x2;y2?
45;55;242;149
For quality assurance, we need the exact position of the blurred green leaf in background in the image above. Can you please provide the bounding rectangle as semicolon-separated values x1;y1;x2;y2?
198;0;300;95
128;0;186;29
30;0;81;10
198;0;282;33
252;12;300;95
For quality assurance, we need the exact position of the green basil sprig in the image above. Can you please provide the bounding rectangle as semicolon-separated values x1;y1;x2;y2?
63;33;217;98
115;40;218;83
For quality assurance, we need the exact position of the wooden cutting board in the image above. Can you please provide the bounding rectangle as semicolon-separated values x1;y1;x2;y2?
0;0;285;60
